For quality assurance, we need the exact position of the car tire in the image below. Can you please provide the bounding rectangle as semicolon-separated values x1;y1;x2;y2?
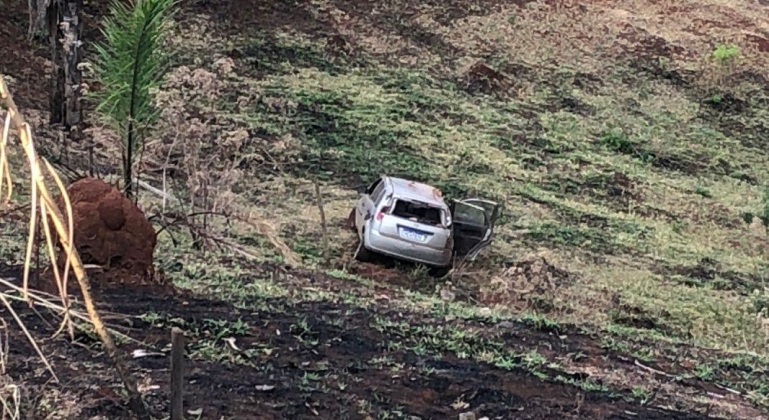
428;265;452;278
354;232;373;262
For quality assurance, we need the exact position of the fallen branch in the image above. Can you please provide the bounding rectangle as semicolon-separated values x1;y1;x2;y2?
634;359;674;378
137;178;178;203
713;382;742;395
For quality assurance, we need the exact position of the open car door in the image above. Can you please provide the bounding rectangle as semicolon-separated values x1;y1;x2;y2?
450;198;501;261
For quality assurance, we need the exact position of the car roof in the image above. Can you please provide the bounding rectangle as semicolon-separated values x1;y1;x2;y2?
385;176;447;207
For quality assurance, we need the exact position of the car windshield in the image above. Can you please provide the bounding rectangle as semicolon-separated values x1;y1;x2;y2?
391;199;444;226
453;202;487;226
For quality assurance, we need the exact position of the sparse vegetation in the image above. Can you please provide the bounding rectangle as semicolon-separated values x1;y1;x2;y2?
712;44;740;64
1;0;769;419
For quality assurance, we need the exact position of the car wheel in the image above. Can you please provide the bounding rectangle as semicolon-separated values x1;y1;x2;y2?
354;232;373;262
428;265;452;278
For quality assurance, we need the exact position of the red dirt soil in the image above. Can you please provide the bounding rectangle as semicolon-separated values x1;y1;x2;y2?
51;178;159;286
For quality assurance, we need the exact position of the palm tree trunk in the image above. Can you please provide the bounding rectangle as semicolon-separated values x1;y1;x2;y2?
48;0;83;140
47;0;63;125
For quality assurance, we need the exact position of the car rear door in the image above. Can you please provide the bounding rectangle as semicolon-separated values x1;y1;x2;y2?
451;198;501;260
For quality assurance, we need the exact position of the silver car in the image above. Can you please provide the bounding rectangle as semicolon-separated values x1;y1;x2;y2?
347;175;501;276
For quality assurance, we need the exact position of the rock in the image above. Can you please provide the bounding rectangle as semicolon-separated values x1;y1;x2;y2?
459;412;476;420
440;288;456;302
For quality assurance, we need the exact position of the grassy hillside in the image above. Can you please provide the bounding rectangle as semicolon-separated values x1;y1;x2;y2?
146;0;769;351
1;0;769;418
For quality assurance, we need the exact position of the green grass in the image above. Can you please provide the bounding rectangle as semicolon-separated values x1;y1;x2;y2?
151;24;769;358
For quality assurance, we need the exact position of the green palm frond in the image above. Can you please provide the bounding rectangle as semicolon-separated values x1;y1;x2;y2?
89;0;178;196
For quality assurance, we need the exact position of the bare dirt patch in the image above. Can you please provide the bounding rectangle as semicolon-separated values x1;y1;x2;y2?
188;0;328;38
0;1;50;110
549;170;644;212
656;257;766;295
418;0;528;26
461;61;512;97
617;23;694;89
608;300;676;334
479;257;572;311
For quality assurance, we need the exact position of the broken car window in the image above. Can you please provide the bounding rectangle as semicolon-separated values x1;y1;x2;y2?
392;199;443;226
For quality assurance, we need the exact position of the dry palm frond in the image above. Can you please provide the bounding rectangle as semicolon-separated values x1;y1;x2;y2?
0;318;7;375
0;278;140;346
0;380;20;420
0;76;150;418
0;112;13;205
0;79;62;381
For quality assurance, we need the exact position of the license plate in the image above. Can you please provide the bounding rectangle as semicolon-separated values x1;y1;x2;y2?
399;227;428;242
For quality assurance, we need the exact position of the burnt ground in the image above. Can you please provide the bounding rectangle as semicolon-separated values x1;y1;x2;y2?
0;265;727;420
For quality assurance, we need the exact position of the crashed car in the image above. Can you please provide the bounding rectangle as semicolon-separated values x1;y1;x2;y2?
347;175;501;276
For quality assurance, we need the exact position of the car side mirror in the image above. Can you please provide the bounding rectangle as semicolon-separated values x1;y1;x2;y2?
356;185;367;194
